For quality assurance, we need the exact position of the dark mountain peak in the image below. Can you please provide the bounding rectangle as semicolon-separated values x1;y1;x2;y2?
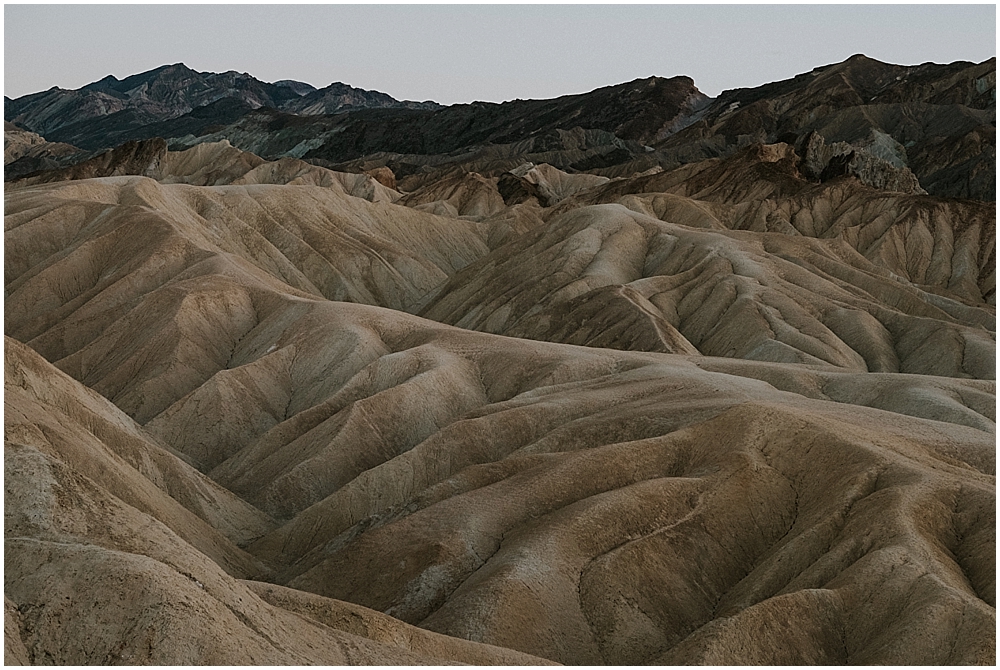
208;69;257;82
672;74;697;86
87;74;120;85
314;81;368;95
273;80;317;96
653;74;697;85
97;63;202;97
161;62;196;74
283;80;440;115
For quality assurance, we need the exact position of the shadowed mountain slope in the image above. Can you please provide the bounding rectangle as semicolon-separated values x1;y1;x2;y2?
154;55;994;202
8;139;403;204
8;56;993;202
4;122;89;181
153;76;703;188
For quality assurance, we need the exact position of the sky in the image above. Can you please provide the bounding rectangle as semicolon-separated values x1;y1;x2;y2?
4;4;997;104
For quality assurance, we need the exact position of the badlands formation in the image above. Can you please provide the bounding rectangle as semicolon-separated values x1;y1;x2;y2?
4;55;996;665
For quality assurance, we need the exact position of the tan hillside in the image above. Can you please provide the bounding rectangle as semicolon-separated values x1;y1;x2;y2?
398;171;508;217
6;168;995;663
4;336;550;665
563;143;995;305
420;201;993;378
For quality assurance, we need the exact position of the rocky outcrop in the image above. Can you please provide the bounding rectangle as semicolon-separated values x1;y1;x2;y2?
364;166;397;190
10;138;168;185
658;55;995;200
799;131;926;194
4;122;47;163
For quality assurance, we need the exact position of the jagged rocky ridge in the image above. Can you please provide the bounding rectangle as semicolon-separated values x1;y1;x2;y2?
8;55;994;200
4;63;439;150
173;56;996;200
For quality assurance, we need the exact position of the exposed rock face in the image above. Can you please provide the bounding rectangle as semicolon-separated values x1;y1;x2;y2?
4;122;47;163
364;166;397;190
497;170;548;206
799;130;926;194
10;137;168;184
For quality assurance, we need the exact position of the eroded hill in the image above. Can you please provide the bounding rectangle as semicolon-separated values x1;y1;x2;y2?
4;57;996;666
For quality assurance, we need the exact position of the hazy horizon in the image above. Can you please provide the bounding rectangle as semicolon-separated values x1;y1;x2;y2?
5;5;996;103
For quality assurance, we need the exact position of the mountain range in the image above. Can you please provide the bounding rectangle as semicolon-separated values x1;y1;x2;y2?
4;62;439;146
4;55;996;665
6;56;996;201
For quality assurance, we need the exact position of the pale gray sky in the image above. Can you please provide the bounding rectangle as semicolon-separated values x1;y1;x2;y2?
5;4;996;103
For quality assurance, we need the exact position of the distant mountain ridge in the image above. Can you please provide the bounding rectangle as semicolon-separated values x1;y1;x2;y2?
4;62;441;146
5;55;995;201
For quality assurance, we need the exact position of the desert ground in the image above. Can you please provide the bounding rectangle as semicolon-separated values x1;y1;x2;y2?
5;54;995;664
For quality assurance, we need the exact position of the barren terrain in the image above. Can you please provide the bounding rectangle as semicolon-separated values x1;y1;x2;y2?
5;55;995;665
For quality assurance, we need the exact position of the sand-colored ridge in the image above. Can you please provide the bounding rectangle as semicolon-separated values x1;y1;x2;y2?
244;581;556;665
4;336;555;665
561;143;996;305
420;201;993;379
